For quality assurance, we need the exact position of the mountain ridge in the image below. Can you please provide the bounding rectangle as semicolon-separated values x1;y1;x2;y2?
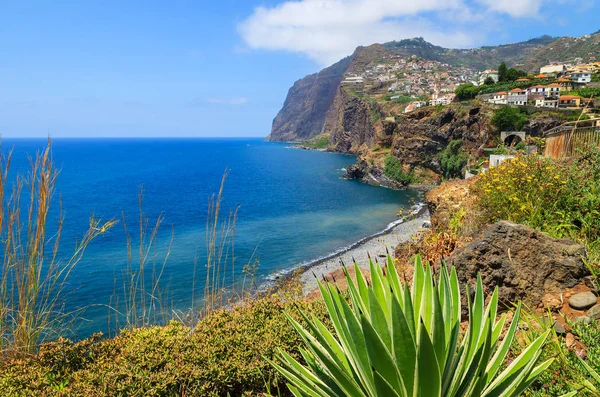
267;31;600;142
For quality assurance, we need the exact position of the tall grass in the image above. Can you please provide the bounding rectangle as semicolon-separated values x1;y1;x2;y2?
108;187;174;333
109;170;260;332
0;140;115;359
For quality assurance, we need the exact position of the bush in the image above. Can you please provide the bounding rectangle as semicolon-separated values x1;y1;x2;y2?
384;155;415;184
455;83;479;100
472;150;600;246
440;139;469;179
491;106;527;131
0;297;329;396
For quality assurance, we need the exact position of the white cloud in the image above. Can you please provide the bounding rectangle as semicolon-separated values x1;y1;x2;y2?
206;97;249;105
238;0;545;66
475;0;542;17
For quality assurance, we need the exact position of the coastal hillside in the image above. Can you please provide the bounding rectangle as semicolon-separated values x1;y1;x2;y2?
267;31;600;143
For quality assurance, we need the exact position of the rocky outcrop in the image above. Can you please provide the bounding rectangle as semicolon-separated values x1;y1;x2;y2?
342;158;405;189
448;221;589;311
267;56;351;142
391;105;493;174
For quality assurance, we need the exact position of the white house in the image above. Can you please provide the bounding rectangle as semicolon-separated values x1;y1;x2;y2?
540;64;566;75
546;83;561;97
478;69;499;85
488;91;508;105
570;71;592;83
507;88;528;106
528;85;546;96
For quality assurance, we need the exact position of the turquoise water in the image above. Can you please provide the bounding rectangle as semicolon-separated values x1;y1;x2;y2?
2;139;420;338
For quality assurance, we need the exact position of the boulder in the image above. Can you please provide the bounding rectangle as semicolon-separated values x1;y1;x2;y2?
448;221;588;311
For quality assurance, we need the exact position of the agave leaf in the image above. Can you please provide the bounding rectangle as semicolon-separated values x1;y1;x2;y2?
485;303;523;383
390;295;416;397
367;288;392;350
361;313;404;393
510;358;555;397
373;369;404;397
354;262;371;311
483;330;550;396
369;258;388;315
417;320;442;397
432;279;447;375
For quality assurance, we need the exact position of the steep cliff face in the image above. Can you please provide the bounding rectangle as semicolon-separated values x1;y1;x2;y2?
266;56;351;142
391;105;493;173
323;88;380;153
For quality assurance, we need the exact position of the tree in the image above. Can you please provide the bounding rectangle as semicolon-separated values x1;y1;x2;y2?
440;139;469;179
505;68;527;82
491;106;527;131
455;83;479;101
484;76;496;85
498;62;507;82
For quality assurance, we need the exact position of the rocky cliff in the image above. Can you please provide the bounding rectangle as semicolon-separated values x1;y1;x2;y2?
268;31;600;144
266;56;351;142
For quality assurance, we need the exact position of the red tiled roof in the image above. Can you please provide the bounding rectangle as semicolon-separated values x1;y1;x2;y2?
547;83;561;87
509;88;523;92
496;91;508;95
560;95;581;100
535;74;548;78
530;85;546;89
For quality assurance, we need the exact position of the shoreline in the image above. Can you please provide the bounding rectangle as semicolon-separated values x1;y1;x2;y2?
300;205;429;295
268;204;429;295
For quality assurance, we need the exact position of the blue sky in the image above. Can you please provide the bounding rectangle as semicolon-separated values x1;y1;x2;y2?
0;0;598;138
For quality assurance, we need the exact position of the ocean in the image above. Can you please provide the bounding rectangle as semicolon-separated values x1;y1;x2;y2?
2;138;420;338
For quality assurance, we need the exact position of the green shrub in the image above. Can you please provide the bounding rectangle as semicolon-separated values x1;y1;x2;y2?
271;255;553;396
472;150;600;280
455;83;479;100
440;139;469;179
0;297;329;396
384;155;415;184
492;106;527;131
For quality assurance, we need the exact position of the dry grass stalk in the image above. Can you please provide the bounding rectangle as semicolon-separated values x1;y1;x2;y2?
0;139;115;360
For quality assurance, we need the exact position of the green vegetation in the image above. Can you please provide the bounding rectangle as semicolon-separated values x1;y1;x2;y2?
384;155;416;184
0;297;329;396
454;83;479;100
484;76;496;85
302;135;330;150
498;62;528;82
571;87;600;98
440;139;469;179
491;106;527;131
272;255;553;397
473;150;600;269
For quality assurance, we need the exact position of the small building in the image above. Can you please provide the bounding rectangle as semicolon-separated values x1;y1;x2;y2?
559;95;582;108
488;91;508;105
489;154;515;167
342;76;364;85
571;71;592;84
535;73;549;79
546;83;561;98
479;69;499;85
535;97;558;108
507;88;528;106
540;64;567;75
516;78;531;83
555;77;574;91
528;85;546;96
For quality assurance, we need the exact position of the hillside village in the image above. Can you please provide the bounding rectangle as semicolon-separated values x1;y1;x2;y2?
484;61;600;109
340;51;600;115
341;55;478;111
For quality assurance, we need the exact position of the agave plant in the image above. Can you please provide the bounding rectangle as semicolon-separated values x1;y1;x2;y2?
270;255;553;396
